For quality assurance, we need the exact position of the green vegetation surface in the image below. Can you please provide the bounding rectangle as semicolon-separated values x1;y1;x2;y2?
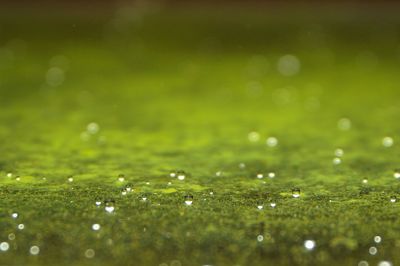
1;7;400;266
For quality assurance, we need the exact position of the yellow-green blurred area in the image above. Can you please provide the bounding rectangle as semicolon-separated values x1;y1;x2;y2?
1;3;400;265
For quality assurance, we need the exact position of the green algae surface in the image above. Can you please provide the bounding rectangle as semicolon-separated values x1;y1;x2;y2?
1;7;400;266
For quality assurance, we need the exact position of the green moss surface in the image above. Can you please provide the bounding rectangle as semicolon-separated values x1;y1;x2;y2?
0;7;400;265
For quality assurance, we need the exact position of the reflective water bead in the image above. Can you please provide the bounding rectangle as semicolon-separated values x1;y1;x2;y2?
95;198;102;206
394;171;400;179
268;172;275;178
29;245;40;255
169;171;177;178
256;173;264;179
141;193;149;202
338;118;351;131
248;131;260;142
87;122;99;134
117;174;125;182
333;157;341;165
8;233;15;241
85;249;95;258
92;224;101;231
334;148;344;157
184;195;193;206
292;188;301;198
177;171;186;181
266;137;278;147
382;137;394;147
304;240;316;250
277;54;301;76
257;200;264;210
369;246;377;255
0;242;9;252
104;199;115;213
358;261;369;266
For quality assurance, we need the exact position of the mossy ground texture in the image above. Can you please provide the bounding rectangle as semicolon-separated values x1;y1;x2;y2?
1;7;400;266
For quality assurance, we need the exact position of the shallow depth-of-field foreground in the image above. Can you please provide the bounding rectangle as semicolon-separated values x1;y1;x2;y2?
1;6;400;266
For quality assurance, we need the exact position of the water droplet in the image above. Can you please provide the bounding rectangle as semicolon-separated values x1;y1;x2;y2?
125;185;133;193
104;199;115;213
378;261;392;266
46;67;64;87
266;137;278;147
268;172;275;178
29;245;40;255
87;122;99;134
358;261;369;266
85;249;95;258
374;236;382;243
92;224;101;231
390;196;396;203
6;173;12;178
338;118;351;131
304;239;316;250
292;188;301;198
362;178;368;184
333;157;342;165
277;54;300;76
270;202;276;208
11;212;18;219
248;131;260;142
121;189;127;196
239;163;246;169
334;148;344;157
169;171;176;178
8;233;15;241
257;200;264;210
257;235;264;242
141;193;149;202
95;198;102;206
369;246;377;255
17;224;24;230
0;242;9;252
394;171;400;179
382;137;394;147
215;171;222;177
117;174;125;182
256;173;264;179
15;177;20;181
177;171;186;181
184;195;193;206
67;176;74;182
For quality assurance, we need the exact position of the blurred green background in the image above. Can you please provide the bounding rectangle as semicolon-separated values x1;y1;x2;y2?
1;2;400;266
